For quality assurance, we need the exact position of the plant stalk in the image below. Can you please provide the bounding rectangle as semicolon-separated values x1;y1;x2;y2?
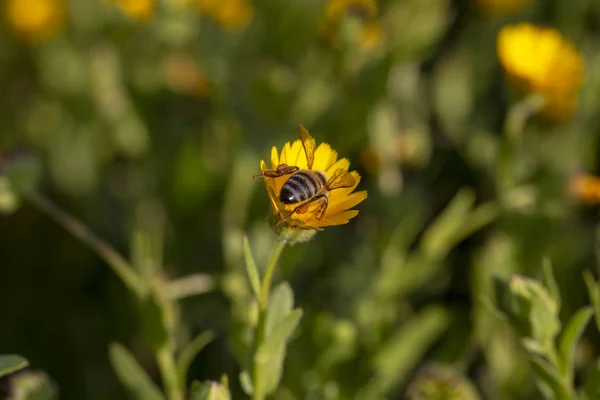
157;345;184;400
252;239;287;400
27;192;143;296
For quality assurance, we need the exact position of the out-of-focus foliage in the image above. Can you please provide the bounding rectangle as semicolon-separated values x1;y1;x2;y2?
2;0;600;399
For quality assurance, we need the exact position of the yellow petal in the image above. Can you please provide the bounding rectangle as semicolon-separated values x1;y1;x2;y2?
280;141;292;164
270;146;279;168
326;157;351;176
327;190;368;215
312;209;359;227
312;143;338;171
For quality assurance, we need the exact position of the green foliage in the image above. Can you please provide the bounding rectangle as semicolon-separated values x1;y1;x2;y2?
108;342;165;400
2;0;600;399
0;355;29;377
493;269;597;400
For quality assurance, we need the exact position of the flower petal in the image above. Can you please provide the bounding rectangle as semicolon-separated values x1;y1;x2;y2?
312;210;359;227
270;146;279;168
326;190;368;215
326;157;351;176
312;143;338;171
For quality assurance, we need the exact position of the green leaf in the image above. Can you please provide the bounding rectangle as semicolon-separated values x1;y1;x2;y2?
558;306;593;378
583;270;600;334
243;236;261;300
529;355;571;400
371;305;451;392
189;380;232;400
139;281;175;352
256;308;303;364
542;259;561;311
265;282;294;336
239;370;253;395
176;331;215;385
581;359;600;400
108;342;165;400
0;355;29;377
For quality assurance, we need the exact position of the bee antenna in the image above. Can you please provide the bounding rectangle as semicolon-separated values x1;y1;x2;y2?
252;173;264;179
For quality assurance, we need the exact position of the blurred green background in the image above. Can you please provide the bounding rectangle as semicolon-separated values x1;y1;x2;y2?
2;0;600;399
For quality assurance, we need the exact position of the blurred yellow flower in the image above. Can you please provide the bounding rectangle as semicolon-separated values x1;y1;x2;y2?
325;0;377;22
358;22;383;50
197;0;253;31
570;173;600;205
163;55;209;97
497;23;584;121
256;126;367;230
109;0;154;20
6;0;66;41
475;0;531;15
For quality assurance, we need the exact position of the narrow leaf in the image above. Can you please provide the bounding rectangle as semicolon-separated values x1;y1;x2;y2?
239;370;253;395
243;236;261;300
558;306;593;378
265;282;294;336
256;309;303;363
108;342;165;400
0;355;28;377
542;258;561;310
176;331;216;385
583;270;600;334
529;355;572;400
371;306;451;392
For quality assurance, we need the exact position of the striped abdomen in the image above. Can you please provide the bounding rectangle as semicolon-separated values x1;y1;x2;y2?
280;170;327;205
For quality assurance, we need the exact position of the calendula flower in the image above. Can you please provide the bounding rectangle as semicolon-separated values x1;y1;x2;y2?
358;22;383;50
475;0;531;15
6;0;66;42
325;0;377;22
256;126;367;232
570;173;600;205
196;0;253;31
107;0;154;20
497;23;584;121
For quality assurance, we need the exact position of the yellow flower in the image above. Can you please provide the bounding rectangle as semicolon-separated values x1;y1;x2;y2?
325;0;377;22
475;0;531;15
570;173;600;205
497;23;584;121
6;0;66;42
257;126;367;230
358;22;383;50
197;0;253;31
107;0;154;20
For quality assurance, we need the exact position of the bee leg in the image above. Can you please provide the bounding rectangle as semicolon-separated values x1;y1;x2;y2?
273;194;326;228
253;164;299;179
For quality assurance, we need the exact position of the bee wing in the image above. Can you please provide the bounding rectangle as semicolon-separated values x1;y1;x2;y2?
298;124;316;170
327;169;356;190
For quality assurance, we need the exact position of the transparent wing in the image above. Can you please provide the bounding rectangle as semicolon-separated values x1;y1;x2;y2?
298;124;316;170
327;169;356;190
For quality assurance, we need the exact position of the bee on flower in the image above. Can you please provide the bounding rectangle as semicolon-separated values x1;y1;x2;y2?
497;23;585;121
254;126;367;237
6;0;67;42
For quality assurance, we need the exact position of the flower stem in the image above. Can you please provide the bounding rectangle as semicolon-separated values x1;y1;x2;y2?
157;346;184;400
252;238;287;400
27;191;143;297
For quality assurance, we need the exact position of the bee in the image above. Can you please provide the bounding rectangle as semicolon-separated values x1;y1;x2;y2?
254;125;356;226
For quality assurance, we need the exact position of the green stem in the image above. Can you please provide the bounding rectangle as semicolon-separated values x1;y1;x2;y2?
157;345;184;400
252;239;287;400
27;191;143;297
